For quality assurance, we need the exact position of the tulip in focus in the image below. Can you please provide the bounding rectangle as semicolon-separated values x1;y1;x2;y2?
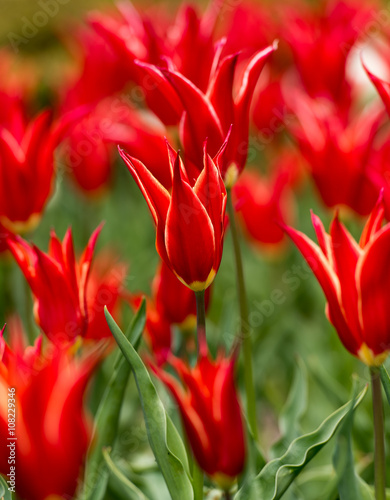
284;191;390;366
0;319;96;500
6;226;102;346
152;338;245;487
119;141;227;291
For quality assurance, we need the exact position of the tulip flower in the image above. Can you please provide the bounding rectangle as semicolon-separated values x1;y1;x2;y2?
0;318;96;500
152;339;245;486
119;141;227;291
283;0;373;111
0;111;54;232
0;106;83;233
6;226;102;346
139;41;277;186
283;191;390;366
89;3;218;125
287;91;382;216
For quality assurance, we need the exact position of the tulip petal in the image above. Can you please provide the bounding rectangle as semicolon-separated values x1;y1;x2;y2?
161;68;224;163
207;53;239;131
194;147;226;269
359;190;385;248
134;61;184;125
119;147;170;226
363;62;390;116
330;217;362;342
165;157;215;289
283;223;359;355
357;224;390;354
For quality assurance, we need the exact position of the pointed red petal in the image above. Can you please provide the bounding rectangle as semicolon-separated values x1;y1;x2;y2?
330;217;362;342
161;68;224;164
119;147;170;225
357;224;390;354
194;146;226;270
359;190;385;248
165;156;215;289
134;61;184;125
363;61;390;116
207;53;239;131
283;223;359;355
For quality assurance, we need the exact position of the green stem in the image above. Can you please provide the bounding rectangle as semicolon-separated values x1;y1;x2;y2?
370;367;386;500
192;457;204;500
223;491;232;500
195;291;206;357
226;190;258;441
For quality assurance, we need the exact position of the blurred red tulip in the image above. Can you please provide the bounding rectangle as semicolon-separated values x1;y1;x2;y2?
283;191;390;366
283;0;374;111
0;319;96;500
89;2;218;125
152;41;277;186
152;339;245;486
288;92;382;216
233;162;296;250
6;226;102;346
0;109;75;233
119;141;226;291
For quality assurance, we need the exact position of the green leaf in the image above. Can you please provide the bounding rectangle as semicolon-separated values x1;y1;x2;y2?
105;307;194;500
235;386;368;500
81;300;146;500
271;357;308;458
0;475;13;500
380;365;390;407
333;383;374;500
103;448;149;500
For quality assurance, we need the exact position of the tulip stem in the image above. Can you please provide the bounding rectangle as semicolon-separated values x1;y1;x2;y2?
370;367;386;500
226;190;258;441
192;457;204;500
223;491;232;500
195;291;206;356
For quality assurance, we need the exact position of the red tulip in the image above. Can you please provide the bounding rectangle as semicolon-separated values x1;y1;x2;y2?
0;111;60;233
283;0;374;111
89;3;218;125
283;191;390;366
119;141;226;291
6;226;102;346
0;318;96;500
287;91;382;216
143;41;277;186
152;340;245;486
